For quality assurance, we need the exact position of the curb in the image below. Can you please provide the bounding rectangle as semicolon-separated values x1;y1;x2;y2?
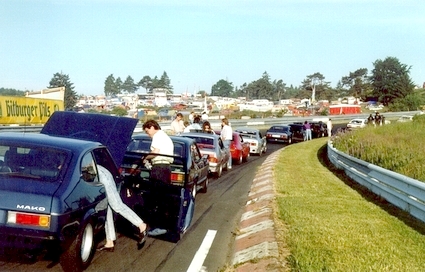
232;150;284;271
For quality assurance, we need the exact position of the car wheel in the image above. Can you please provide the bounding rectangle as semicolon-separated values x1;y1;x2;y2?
243;152;249;162
60;220;95;272
216;164;223;178
200;177;208;193
236;153;243;165
263;145;267;153
287;137;292;144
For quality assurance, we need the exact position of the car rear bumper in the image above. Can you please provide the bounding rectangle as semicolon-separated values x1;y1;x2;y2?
0;226;58;250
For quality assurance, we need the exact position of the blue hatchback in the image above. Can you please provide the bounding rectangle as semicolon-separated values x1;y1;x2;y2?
0;111;137;272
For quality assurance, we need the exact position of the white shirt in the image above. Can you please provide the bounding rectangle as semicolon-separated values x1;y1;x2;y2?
221;124;233;141
151;130;174;163
171;119;185;134
184;123;202;132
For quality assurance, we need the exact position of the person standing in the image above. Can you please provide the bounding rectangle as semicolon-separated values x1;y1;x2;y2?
170;112;185;135
303;121;312;141
188;111;195;124
327;118;332;137
142;119;174;236
201;111;209;122
97;165;147;252
220;118;233;170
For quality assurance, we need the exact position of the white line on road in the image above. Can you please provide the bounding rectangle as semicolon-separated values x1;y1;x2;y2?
187;229;217;272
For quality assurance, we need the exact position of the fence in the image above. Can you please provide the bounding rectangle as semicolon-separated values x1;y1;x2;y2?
327;141;425;223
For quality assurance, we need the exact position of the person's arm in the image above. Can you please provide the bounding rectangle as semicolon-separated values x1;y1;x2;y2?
143;147;160;162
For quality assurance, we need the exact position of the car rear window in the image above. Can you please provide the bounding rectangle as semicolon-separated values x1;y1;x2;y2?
0;144;69;181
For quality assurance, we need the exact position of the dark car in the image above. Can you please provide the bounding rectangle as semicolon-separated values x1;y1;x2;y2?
310;121;328;138
265;125;293;144
215;131;250;165
288;123;305;142
119;134;209;242
0;111;137;272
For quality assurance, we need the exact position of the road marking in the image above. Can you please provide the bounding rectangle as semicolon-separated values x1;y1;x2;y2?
187;229;217;272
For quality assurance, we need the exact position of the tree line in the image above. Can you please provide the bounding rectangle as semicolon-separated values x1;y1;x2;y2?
1;56;423;112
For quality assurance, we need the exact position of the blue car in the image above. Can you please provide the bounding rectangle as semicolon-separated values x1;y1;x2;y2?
0;111;137;272
120;134;209;242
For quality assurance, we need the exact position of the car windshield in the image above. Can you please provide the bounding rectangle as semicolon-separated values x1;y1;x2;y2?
0;144;68;181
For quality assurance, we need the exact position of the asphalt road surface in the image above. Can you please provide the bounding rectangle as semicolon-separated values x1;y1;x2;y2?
0;137;284;272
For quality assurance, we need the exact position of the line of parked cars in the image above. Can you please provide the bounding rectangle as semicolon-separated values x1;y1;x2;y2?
265;121;328;144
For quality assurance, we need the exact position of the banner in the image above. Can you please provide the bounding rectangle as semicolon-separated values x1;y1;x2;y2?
0;96;64;125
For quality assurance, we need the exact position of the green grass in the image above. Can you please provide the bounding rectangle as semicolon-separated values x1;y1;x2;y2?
275;138;425;271
332;114;425;181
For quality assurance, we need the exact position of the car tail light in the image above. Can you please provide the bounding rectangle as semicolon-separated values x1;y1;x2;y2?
209;156;218;163
250;142;257;146
7;211;50;228
171;172;185;185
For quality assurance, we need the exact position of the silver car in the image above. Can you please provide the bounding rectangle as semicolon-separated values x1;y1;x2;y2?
234;127;267;156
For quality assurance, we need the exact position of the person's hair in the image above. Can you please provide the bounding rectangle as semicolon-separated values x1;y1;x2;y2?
203;121;211;130
176;113;183;118
143;119;161;130
184;121;190;127
222;118;229;125
304;120;308;124
194;116;201;123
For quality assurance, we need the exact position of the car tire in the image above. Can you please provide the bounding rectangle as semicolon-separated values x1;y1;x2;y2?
236;153;243;165
200;177;208;193
243;152;249;162
60;219;95;272
287;137;292;144
216;164;222;178
263;145;267;153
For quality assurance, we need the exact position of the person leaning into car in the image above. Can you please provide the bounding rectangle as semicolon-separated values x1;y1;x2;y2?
220;118;233;169
142;119;175;236
97;165;147;252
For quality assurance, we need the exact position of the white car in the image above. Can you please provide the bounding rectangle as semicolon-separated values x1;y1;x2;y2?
234;127;267;156
347;118;368;129
397;115;414;123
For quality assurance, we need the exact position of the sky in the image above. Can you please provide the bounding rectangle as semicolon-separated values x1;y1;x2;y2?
1;0;425;96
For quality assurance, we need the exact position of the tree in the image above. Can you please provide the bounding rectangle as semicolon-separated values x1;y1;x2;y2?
0;88;25;96
370;57;415;106
340;68;371;100
48;72;77;110
122;76;138;94
104;74;118;96
138;75;152;93
115;77;123;94
159;71;173;93
272;79;286;101
211;79;234;97
300;73;332;101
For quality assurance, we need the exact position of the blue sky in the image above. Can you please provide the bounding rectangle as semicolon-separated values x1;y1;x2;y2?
1;0;424;96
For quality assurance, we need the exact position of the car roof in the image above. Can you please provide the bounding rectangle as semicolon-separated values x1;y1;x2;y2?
0;132;100;152
181;132;220;140
40;111;137;167
234;127;259;133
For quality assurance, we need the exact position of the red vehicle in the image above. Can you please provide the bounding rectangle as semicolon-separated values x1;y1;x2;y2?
216;131;250;165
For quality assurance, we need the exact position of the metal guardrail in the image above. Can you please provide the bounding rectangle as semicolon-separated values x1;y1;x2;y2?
327;141;425;223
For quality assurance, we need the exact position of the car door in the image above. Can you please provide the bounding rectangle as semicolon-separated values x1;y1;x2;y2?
190;143;209;187
217;138;228;167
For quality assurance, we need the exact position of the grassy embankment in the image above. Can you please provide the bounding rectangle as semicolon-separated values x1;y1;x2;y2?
273;118;425;271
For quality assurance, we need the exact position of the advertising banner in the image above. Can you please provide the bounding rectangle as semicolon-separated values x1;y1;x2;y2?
0;96;64;125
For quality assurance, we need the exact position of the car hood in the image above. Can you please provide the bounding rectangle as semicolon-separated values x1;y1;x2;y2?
0;177;61;213
41;111;138;167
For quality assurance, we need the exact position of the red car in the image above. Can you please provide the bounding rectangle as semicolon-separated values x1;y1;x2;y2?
216;131;250;165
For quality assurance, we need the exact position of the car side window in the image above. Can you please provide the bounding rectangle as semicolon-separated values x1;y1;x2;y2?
81;152;99;183
191;143;201;161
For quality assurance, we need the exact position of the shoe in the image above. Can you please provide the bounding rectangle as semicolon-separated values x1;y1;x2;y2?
147;228;167;236
97;246;114;252
138;230;147;244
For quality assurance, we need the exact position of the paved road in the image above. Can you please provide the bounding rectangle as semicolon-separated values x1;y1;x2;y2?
0;138;283;272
